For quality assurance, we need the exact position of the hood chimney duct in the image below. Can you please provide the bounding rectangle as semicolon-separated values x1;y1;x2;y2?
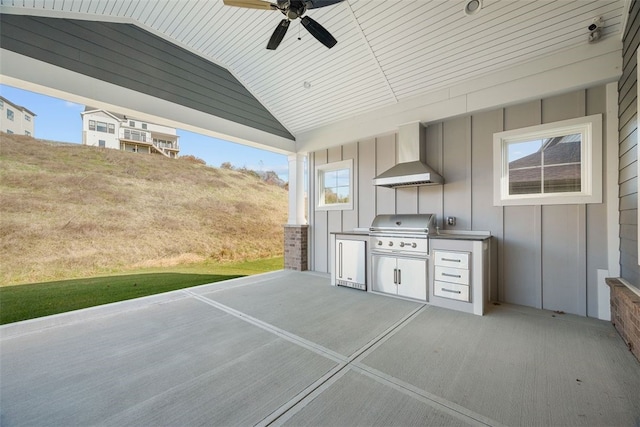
373;122;443;188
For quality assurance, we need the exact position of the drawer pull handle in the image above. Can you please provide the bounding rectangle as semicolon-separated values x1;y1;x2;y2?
442;258;461;262
441;288;462;294
441;272;462;278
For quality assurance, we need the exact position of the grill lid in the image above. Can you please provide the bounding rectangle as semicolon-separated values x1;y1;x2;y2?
370;214;436;234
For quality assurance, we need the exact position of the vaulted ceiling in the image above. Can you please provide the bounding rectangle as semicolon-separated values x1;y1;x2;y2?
0;0;627;152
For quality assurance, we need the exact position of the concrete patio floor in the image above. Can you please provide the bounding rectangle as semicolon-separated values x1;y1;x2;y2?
1;270;639;426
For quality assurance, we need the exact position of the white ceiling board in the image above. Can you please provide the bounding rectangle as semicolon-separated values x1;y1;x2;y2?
295;39;622;153
1;0;626;145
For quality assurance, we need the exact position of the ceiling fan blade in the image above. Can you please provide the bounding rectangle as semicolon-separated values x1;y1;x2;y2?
301;16;337;48
223;0;276;10
304;0;344;10
267;19;290;50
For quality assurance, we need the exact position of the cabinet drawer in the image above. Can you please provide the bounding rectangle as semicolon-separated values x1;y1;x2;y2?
434;251;469;269
434;280;470;302
434;266;469;285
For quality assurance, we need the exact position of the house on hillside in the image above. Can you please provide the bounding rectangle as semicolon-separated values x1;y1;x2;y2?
0;96;35;137
81;108;180;158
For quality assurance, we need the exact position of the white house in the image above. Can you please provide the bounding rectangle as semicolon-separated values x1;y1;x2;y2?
81;108;180;158
0;95;35;137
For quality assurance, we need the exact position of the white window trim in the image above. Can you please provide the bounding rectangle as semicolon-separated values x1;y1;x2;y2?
493;114;602;206
315;159;354;211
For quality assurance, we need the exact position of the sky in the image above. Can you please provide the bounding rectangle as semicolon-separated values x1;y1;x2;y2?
0;84;289;181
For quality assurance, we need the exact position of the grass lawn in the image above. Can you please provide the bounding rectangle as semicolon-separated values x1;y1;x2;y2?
0;257;283;325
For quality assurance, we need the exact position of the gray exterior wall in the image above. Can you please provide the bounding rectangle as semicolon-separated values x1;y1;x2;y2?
309;86;610;317
0;14;294;140
619;0;640;292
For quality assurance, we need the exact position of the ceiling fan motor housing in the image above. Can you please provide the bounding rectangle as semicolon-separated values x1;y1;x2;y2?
280;1;307;20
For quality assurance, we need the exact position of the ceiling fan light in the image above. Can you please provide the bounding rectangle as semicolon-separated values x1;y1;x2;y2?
464;0;482;16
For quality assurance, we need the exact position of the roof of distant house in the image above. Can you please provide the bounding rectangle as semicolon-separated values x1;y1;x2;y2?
509;135;581;183
82;107;163;125
1;96;36;117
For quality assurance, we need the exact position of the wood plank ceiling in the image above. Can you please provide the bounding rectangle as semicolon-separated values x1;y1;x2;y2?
0;0;626;138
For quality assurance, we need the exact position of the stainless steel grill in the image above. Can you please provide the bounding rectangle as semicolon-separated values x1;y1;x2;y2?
369;214;436;257
369;214;436;301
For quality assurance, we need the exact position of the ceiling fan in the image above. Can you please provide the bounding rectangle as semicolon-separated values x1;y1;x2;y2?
223;0;344;50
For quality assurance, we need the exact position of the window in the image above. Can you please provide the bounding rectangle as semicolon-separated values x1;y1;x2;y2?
98;140;106;148
96;121;108;132
25;130;31;136
315;159;354;210
108;123;115;134
89;120;96;130
0;100;4;109
142;123;147;130
25;114;31;122
7;109;14;121
493;114;602;206
129;121;135;127
7;129;13;134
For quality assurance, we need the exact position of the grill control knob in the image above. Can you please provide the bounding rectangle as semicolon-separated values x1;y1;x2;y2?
400;242;405;247
388;241;393;247
412;243;417;248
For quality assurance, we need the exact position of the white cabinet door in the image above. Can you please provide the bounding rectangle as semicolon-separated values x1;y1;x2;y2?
396;257;427;301
372;255;398;295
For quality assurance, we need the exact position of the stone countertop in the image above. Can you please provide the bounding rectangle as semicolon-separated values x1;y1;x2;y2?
330;230;491;240
330;230;370;236
431;232;491;241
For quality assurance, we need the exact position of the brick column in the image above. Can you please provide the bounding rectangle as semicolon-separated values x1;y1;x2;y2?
284;224;309;271
606;278;640;362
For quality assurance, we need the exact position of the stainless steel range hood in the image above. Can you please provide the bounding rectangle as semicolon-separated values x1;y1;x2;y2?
373;122;443;188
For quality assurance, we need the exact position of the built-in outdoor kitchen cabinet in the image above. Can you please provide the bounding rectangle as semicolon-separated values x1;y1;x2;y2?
429;236;490;315
433;251;471;302
371;255;427;301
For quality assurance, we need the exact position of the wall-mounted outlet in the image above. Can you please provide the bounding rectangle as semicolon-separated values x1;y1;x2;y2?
447;216;456;226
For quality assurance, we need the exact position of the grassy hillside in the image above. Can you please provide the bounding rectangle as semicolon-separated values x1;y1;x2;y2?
0;133;288;286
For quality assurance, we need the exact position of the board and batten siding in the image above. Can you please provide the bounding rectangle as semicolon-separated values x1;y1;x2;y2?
619;0;640;292
309;86;609;317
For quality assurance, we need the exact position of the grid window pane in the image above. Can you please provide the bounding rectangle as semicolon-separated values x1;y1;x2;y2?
336;169;350;186
508;139;542;195
322;168;350;205
542;133;581;193
335;186;350;203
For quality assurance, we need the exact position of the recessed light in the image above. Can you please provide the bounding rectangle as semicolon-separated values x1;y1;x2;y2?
464;0;482;16
303;81;312;89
